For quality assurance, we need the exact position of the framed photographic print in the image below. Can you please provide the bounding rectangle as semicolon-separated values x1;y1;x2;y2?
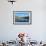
13;11;32;25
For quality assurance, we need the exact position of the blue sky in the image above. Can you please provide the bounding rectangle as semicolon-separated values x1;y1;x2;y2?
16;12;29;17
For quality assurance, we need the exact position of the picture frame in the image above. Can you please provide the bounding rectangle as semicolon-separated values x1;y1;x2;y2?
13;11;32;25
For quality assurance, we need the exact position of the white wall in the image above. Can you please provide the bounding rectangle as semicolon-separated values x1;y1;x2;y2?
0;0;46;41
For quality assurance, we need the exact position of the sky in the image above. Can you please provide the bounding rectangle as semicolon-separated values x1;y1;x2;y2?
15;12;32;17
16;13;29;17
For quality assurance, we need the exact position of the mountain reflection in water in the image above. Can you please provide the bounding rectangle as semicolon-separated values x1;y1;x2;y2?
15;16;29;22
